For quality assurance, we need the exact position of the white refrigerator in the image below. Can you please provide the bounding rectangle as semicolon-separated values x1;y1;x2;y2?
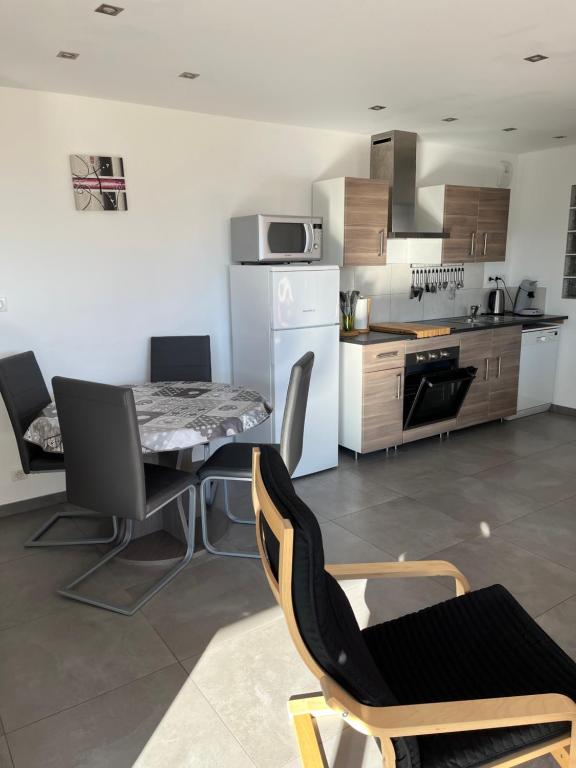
230;264;339;477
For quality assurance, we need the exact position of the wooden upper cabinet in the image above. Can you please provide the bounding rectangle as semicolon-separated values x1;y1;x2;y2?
441;186;480;264
312;177;389;266
433;185;510;264
476;188;510;263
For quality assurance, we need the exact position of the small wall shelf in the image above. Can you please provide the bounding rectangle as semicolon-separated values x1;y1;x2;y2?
562;186;576;299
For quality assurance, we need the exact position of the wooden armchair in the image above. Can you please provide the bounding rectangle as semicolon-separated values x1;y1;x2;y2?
251;446;576;768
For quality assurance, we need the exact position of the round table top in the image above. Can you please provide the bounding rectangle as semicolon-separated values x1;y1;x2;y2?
24;381;272;454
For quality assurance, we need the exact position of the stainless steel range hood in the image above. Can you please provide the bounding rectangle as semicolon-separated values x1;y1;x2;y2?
370;130;449;239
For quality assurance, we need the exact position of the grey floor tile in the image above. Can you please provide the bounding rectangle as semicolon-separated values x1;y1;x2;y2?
7;664;186;768
0;738;12;768
494;497;576;571
0;507;82;566
429;536;576;617
0;605;175;732
336;496;476;560
454;420;562;457
0;548;99;631
293;468;400;520
432;438;518;475
133;677;255;768
524;441;576;474
511;412;576;444
537;596;576;661
189;618;339;768
319;521;393;564
411;475;543;527
281;726;383;768
142;556;278;661
475;456;576;506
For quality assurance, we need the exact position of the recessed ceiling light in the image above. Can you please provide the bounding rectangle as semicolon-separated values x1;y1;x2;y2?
553;135;567;139
524;54;548;62
95;4;124;15
56;51;79;60
369;105;386;111
502;127;517;132
179;72;200;80
442;117;458;122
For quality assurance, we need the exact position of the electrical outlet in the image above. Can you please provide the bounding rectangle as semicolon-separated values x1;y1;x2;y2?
12;469;27;481
0;297;6;312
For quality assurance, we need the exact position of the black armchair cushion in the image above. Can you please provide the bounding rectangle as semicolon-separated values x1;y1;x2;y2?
364;583;576;768
198;443;279;481
258;446;420;767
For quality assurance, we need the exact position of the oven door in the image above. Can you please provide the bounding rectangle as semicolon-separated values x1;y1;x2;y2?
261;217;319;261
403;367;477;430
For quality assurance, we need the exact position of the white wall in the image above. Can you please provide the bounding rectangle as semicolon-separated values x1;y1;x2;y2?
506;145;576;409
0;86;368;504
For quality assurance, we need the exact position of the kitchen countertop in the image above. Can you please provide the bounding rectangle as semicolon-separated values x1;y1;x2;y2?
341;314;569;345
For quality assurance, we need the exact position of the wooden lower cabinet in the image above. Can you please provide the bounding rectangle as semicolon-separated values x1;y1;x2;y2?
362;367;404;452
489;326;521;418
457;326;521;428
457;330;493;427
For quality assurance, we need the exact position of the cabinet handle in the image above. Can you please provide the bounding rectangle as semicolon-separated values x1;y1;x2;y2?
497;356;502;378
483;232;488;257
396;373;402;400
484;357;490;381
377;350;398;358
379;229;385;257
470;232;476;257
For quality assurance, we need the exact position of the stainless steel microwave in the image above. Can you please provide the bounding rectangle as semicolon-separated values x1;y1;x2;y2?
231;215;322;263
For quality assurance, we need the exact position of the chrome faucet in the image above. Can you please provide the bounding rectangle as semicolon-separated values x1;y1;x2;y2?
469;304;480;321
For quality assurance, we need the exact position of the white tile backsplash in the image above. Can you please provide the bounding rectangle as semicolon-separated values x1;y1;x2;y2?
453;288;489;316
421;291;459;320
390;293;424;322
339;267;355;292
354;266;391;296
390;264;412;295
368;294;391;323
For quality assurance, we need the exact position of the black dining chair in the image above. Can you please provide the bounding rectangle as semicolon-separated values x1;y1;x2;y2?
150;335;212;383
150;335;212;465
52;376;196;615
252;444;576;768
198;351;314;559
0;352;117;548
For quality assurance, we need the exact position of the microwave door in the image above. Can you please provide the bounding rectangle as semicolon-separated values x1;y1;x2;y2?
266;221;307;255
403;367;477;430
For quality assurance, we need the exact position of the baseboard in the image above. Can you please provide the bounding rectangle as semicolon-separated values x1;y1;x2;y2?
550;404;576;417
0;491;67;519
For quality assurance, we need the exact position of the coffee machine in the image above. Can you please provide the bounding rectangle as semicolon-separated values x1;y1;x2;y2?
513;279;544;316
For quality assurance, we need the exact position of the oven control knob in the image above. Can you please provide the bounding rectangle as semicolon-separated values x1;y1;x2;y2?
428;352;439;360
439;350;451;358
416;353;427;362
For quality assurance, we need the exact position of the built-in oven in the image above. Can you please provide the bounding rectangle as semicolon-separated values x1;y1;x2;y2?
231;215;322;263
403;346;476;430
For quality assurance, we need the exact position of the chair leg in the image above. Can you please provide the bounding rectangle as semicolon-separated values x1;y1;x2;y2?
57;488;196;616
288;695;333;768
200;477;259;559
552;747;570;767
222;480;256;525
26;513;119;548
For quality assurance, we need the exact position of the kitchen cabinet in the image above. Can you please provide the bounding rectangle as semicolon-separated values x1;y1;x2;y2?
457;326;521;427
362;368;404;452
339;341;405;454
312;177;389;266
416;185;510;264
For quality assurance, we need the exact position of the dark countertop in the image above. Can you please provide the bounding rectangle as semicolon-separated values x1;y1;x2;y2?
341;314;569;345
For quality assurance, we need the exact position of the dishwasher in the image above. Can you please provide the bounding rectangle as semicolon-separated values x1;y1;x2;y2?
513;325;560;418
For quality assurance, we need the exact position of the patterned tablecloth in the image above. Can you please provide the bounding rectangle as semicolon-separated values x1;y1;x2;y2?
24;381;273;454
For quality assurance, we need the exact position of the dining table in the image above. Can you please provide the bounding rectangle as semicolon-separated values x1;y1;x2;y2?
24;380;272;560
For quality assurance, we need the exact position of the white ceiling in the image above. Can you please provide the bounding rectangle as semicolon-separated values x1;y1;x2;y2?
1;0;576;153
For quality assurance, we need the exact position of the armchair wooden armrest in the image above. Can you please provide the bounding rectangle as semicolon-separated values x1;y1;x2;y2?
325;560;471;597
321;676;576;743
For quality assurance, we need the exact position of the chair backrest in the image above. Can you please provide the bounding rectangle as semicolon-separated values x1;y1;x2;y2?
150;336;212;383
252;444;420;768
52;377;148;521
279;351;314;476
0;351;51;473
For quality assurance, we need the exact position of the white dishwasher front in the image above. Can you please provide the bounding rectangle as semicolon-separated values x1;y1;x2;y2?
516;325;560;417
